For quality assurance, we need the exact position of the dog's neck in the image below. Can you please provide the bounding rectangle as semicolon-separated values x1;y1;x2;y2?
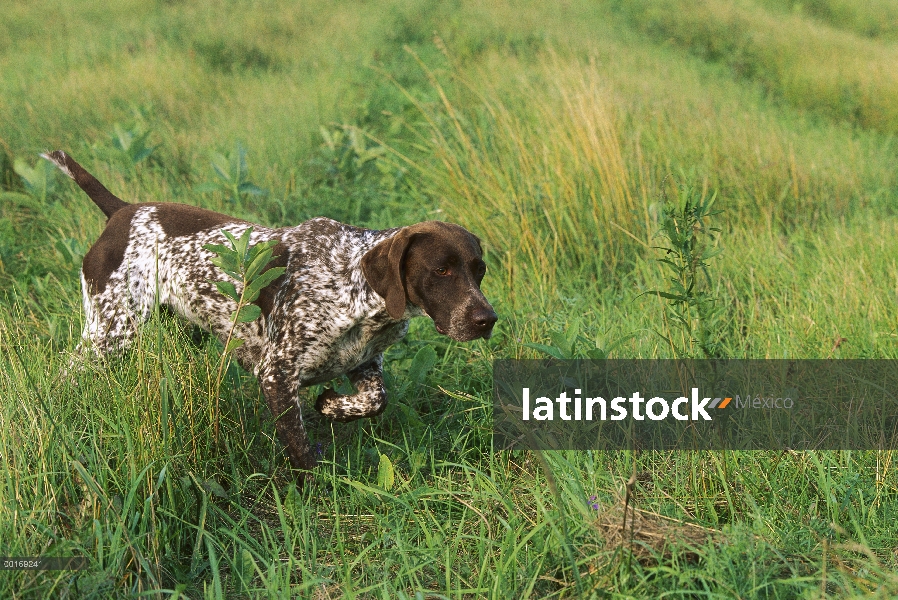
354;227;427;323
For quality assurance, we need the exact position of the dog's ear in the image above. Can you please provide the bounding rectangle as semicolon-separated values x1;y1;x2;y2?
362;229;414;319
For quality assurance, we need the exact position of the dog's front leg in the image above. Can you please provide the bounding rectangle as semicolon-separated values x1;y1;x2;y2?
315;356;388;422
259;370;316;475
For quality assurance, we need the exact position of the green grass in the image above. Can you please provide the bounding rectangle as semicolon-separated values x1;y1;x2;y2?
610;0;898;134
2;0;898;597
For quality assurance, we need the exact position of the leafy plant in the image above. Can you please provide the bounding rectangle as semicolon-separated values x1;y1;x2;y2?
54;237;87;271
317;125;396;188
407;345;437;385
646;184;726;358
195;143;267;204
376;453;395;492
380;345;437;432
13;157;58;203
524;318;615;359
231;548;257;595
283;125;410;226
110;122;156;168
203;227;286;439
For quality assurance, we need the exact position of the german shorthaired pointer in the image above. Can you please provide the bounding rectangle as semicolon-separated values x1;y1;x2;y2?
46;151;497;474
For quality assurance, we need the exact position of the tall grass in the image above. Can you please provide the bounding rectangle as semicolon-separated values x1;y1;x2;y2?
388;52;651;299
755;0;898;40
612;0;898;133
382;39;898;349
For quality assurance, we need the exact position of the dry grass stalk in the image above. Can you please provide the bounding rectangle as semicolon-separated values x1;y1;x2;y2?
595;494;719;563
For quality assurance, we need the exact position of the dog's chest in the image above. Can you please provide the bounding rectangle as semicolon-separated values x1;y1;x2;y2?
334;316;409;365
202;220;396;384
280;293;410;384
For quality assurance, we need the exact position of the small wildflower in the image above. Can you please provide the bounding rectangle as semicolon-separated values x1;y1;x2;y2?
588;495;599;510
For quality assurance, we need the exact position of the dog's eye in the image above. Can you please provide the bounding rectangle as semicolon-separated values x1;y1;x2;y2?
435;267;451;276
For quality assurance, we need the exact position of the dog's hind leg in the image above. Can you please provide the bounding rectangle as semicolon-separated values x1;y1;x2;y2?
76;269;151;357
62;270;144;378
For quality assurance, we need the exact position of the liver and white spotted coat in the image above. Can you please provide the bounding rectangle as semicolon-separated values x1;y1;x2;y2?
46;151;497;474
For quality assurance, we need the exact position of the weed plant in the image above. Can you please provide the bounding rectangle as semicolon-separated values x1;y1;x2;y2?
647;185;725;358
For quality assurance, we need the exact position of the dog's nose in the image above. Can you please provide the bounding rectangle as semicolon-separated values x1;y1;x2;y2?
473;307;498;331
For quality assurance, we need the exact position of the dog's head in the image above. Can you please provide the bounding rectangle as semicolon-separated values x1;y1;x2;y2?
361;221;498;341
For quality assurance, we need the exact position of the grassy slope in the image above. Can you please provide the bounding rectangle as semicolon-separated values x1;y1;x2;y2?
1;0;897;597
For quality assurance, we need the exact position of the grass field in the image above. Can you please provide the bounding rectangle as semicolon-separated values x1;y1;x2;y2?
2;0;898;597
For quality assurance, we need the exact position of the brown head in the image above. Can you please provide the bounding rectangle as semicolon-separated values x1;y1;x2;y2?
361;221;498;341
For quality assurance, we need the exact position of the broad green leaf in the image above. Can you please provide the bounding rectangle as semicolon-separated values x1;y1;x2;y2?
233;549;256;594
246;243;264;262
645;291;688;302
222;229;239;249
225;338;244;352
377;453;395;491
203;243;230;255
408;345;437;384
237;182;266;196
234;143;248;179
210;256;239;279
112;123;132;151
283;482;303;515
246;239;279;263
13;159;39;188
563;320;580;352
236;228;252;260
549;331;572;358
523;342;567;360
201;478;228;499
235;304;262;323
244;247;274;282
394;400;424;428
210;152;231;182
244;267;287;301
132;145;154;163
14;158;55;200
214;280;240;302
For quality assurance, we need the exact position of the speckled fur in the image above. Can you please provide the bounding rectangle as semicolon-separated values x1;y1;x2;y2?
46;151;497;476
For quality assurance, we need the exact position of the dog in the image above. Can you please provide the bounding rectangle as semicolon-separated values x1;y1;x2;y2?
45;150;497;473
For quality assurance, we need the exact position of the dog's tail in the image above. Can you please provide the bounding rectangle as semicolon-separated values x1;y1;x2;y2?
42;150;129;218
